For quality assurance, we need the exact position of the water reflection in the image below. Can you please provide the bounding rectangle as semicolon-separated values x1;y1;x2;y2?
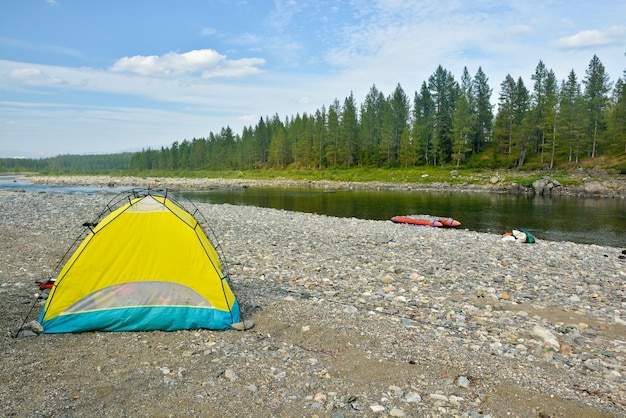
183;187;625;248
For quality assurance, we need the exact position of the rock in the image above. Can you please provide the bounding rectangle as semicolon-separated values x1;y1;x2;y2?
224;369;238;381
231;320;255;331
405;392;422;403
311;402;323;410
583;181;608;195
429;393;448;402
369;404;385;413
531;325;560;350
389;407;406;417
583;360;603;372
340;394;357;403
344;305;358;314
381;274;394;283
532;177;561;196
21;320;44;333
605;370;621;380
313;392;326;403
457;376;471;388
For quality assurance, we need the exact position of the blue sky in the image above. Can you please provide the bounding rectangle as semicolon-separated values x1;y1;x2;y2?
1;0;625;158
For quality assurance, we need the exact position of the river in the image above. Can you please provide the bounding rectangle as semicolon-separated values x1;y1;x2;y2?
1;176;624;248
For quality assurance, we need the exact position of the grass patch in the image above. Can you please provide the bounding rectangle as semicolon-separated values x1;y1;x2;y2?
125;167;494;185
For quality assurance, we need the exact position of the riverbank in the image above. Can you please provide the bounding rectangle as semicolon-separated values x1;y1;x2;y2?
1;190;625;416
21;173;626;198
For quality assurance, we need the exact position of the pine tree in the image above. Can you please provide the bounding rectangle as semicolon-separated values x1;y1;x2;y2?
341;93;359;167
412;82;434;164
583;55;612;158
359;85;382;166
452;92;473;166
451;68;475;166
494;74;517;159
606;67;626;153
313;107;327;168
289;113;304;168
390;83;410;165
559;70;584;163
540;70;559;169
253;117;272;167
326;99;341;167
473;67;493;153
398;125;416;167
378;97;395;166
268;123;288;168
428;66;458;164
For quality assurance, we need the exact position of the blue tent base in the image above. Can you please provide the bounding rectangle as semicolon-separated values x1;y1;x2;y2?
39;302;241;333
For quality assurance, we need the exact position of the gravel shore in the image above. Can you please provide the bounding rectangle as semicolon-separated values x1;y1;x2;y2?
1;188;625;417
20;173;626;197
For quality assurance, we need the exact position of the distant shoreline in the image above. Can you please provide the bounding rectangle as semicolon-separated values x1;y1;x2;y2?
18;174;626;198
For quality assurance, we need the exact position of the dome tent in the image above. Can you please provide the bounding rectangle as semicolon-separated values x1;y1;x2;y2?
38;188;241;333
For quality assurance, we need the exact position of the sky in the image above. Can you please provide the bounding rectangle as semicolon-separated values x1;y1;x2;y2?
1;0;625;158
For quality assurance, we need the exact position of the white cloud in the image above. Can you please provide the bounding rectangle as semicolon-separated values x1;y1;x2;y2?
0;59;295;129
110;49;265;78
7;67;65;86
200;57;266;78
555;26;626;49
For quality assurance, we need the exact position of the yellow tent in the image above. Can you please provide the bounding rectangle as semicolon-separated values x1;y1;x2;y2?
38;189;240;332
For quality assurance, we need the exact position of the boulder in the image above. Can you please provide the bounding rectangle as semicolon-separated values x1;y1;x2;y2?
583;180;608;195
532;177;561;196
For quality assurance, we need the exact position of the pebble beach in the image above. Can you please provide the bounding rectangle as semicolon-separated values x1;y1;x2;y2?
1;177;625;417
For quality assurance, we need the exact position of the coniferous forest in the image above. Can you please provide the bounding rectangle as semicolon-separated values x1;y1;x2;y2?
129;55;625;172
2;55;625;175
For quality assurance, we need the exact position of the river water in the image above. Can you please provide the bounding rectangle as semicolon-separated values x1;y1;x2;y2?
1;176;624;248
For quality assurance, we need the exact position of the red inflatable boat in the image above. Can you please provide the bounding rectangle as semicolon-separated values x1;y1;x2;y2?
391;215;461;228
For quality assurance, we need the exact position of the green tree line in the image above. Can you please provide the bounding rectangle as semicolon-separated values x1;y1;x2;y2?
130;55;625;172
0;153;133;173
